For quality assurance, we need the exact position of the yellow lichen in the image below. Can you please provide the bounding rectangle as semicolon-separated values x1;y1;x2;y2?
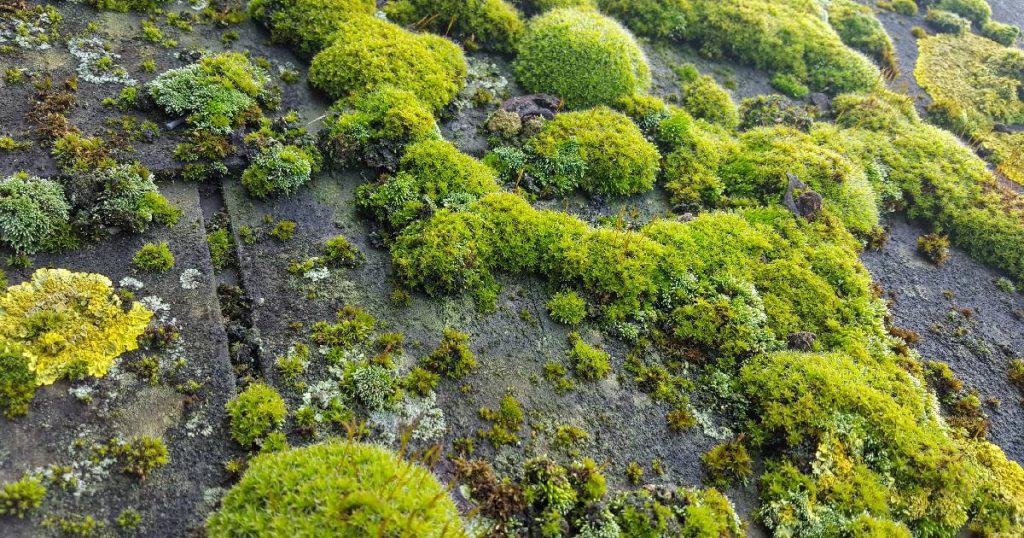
0;268;153;385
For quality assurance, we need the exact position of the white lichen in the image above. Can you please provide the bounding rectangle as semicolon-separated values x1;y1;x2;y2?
179;268;203;290
68;38;135;85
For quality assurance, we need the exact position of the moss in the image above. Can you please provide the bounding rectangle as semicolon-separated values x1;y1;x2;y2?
247;0;375;56
547;290;586;325
241;143;315;198
356;139;499;229
917;233;951;265
148;52;276;134
384;0;525;53
888;0;919;16
514;8;650;109
827;0;898;75
0;345;35;418
523;106;661;196
915;32;1024;134
308;15;466;111
422;328;477;378
207;228;233;270
132;242;175;272
403;366;439;397
925;8;972;34
0;475;45;518
323;87;440;169
701;439;752;487
87;0;169;12
739;351;1007;535
351;364;401;411
935;0;991;24
600;0;881;95
0;173;71;255
0;269;153;386
322;235;364;268
270;220;296;241
311;306;376;348
479;393;524;447
207;441;466;536
226;383;287;449
52;133;114;173
675;65;739;129
113;436;169;479
980;20;1021;46
567;333;610;380
771;72;810;99
610;487;743;537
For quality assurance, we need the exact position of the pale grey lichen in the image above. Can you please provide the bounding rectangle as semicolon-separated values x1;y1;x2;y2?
119;276;145;291
180;268;203;290
68;38;135;85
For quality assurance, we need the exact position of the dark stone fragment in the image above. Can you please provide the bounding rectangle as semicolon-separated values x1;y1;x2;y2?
499;94;561;121
788;331;817;351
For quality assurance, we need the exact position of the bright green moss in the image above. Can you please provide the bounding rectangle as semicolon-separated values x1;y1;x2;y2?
248;0;375;56
526;106;661;196
132;241;175;272
384;0;525;52
0;268;153;386
311;306;376;348
87;0;168;12
323;86;440;168
114;436;169;479
741;351;989;535
916;32;1024;135
675;65;739;129
0;345;35;418
567;333;610;380
0;173;70;255
514;7;651;109
207;441;466;537
980;19;1021;46
889;0;919;16
392;210;496;296
0;475;45;518
547;290;587;324
532;0;597;10
241;143;315;198
935;0;991;24
925;8;972;34
308;15;467;111
422;328;477;378
225;383;287;449
356;139;499;229
601;0;881;95
701;439;752;487
828;0;898;75
148;52;276;134
72;164;180;236
609;486;743;537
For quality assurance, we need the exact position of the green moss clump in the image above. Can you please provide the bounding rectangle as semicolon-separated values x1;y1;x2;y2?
323;235;364;268
523;106;660;196
87;0;168;12
980;20;1021;47
247;0;375;56
514;7;650;109
675;64;739;129
226;383;287;449
888;0;919;16
356;139;499;229
917;233;951;265
934;0;991;25
609;486;743;537
827;0;898;75
385;0;525;52
422;328;477;378
308;15;467;111
148;52;277;134
63;164;178;241
392;210;496;295
0;475;45;518
241;143;315;198
701;439;752;487
323;87;440;169
925;8;972;34
113;436;169;479
206;441;466;537
567;333;610;380
132;242;175;272
0;173;70;255
0;345;35;418
600;0;881;96
311;306;376;348
547;290;587;325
